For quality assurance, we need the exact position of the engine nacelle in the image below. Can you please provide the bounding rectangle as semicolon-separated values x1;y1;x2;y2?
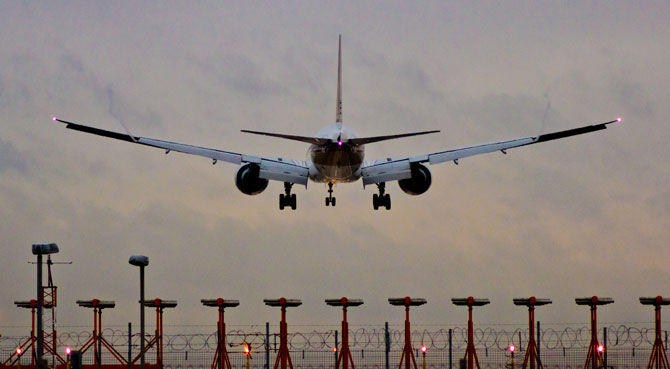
235;163;269;195
398;163;432;195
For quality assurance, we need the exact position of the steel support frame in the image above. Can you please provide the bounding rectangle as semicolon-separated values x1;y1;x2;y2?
398;304;419;369
79;306;128;367
335;305;355;369
463;304;481;369
2;306;37;367
521;303;543;369
132;305;166;366
210;306;232;369
273;304;294;369
647;302;670;369
583;304;603;369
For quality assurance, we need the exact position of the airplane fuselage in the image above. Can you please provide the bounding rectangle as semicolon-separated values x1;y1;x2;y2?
308;123;364;183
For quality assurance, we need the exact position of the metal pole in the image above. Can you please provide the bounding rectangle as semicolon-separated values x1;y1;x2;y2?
385;322;390;369
265;322;270;369
537;320;542;368
334;330;339;368
36;253;44;369
140;266;145;369
448;328;452;369
128;322;132;369
603;326;607;369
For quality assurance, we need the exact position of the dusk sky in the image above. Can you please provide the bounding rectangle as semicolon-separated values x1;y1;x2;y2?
1;2;668;335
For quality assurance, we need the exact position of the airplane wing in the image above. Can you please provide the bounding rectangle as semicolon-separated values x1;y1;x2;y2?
54;118;310;186
361;118;621;186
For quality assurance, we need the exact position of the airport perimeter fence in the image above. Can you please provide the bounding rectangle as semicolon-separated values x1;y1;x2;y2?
1;324;667;369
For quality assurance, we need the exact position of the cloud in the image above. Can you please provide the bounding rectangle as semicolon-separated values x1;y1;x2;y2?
0;138;29;175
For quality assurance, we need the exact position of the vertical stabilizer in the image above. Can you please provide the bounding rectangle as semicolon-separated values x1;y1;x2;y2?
335;34;343;125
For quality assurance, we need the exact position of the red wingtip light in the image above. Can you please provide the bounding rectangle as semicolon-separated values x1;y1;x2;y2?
421;345;427;353
509;345;516;353
616;117;622;123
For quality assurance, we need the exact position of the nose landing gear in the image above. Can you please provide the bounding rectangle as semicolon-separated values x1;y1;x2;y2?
325;182;336;206
279;182;297;210
372;182;391;210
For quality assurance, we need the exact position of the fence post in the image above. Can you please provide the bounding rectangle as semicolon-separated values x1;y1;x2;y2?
603;326;608;368
385;322;390;369
334;330;339;367
128;322;132;369
265;322;270;369
536;320;541;368
448;328;452;369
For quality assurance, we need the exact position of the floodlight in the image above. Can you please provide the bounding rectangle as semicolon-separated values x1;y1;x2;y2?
32;243;59;255
129;255;149;267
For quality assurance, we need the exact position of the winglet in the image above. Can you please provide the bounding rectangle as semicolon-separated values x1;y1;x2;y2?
335;34;343;125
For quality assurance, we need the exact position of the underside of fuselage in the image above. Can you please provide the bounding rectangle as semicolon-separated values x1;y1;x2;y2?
309;142;364;183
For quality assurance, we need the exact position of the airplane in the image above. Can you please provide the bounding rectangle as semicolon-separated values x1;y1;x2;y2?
54;35;621;211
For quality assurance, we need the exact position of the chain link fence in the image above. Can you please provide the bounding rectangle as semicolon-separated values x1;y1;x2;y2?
1;324;665;369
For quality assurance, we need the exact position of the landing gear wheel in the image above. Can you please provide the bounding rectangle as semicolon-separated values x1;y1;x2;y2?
279;182;296;210
372;182;391;210
325;182;336;207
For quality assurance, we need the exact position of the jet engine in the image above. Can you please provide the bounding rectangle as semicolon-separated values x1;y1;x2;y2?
398;163;432;195
235;163;269;195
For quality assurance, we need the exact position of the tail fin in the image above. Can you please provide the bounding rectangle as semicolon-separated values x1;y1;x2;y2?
335;34;343;126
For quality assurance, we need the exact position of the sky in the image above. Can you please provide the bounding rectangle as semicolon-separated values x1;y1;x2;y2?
1;2;669;336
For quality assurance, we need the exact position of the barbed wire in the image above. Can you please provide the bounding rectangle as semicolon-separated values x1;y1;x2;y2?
0;325;662;352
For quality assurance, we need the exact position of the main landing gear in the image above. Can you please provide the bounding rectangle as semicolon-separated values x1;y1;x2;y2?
372;182;391;210
279;182;296;210
325;182;336;207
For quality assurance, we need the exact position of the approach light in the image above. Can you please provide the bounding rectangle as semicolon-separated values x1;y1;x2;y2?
244;343;251;355
597;344;604;353
65;347;71;355
421;345;427;353
16;347;22;355
333;347;337;353
509;345;516;353
337;140;343;146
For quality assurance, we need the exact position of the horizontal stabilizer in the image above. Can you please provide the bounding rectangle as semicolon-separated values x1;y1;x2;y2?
241;130;331;145
348;130;440;146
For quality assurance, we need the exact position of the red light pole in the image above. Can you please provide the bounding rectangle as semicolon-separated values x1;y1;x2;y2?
389;297;427;369
640;296;670;369
575;296;614;369
265;298;302;369
326;297;364;369
201;298;240;369
452;297;490;369
514;297;551;369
